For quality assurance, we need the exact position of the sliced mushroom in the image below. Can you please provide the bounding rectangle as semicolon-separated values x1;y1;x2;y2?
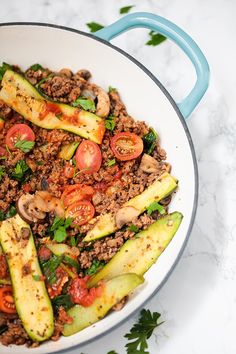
17;194;46;224
82;83;110;117
36;191;65;218
139;154;160;173
115;206;140;229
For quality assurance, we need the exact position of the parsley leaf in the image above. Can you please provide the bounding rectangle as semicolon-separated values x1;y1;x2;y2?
125;309;163;354
14;139;35;153
0;166;5;181
41;254;64;285
120;5;134;14
72;97;96;112
146;31;167;46
147;201;165;216
70;236;79;247
142;128;158;155
32;274;41;281
86;22;104;33
29;63;44;71
85;259;105;275
105;116;116;131
108;86;117;93
11;160;30;182
106;158;116;167
129;224;139;233
49;216;72;243
0;62;12;80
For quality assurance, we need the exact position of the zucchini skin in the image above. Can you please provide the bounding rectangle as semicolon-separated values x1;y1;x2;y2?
0;70;105;144
0;214;54;342
83;172;178;242
88;212;183;287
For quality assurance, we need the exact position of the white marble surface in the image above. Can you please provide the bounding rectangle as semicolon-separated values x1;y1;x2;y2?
1;0;236;353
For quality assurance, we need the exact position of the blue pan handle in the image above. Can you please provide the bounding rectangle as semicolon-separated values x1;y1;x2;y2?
95;12;209;119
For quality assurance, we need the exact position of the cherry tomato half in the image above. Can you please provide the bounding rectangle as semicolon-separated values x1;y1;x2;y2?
110;132;143;161
75;140;102;174
61;184;94;208
65;200;95;226
6;124;35;150
0;286;16;314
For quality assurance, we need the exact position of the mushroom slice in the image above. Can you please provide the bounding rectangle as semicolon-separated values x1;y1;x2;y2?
139;154;160;173
27;201;46;220
115;206;140;229
36;191;65;218
17;194;45;224
82;83;110;117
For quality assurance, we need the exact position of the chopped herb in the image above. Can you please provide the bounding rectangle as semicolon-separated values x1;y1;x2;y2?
49;216;73;243
56;113;62;120
108;86;117;93
86;22;104;33
147;201;165;216
0;166;5;181
41;254;64;285
32;275;41;281
0;62;12;80
106;158;116;167
105;116;116;131
36;160;44;166
72;97;95;112
63;255;80;271
29;63;44;71
52;294;74;311
0;210;5;221
70;236;79;247
125;309;163;354
146;31;167;46
5;205;17;219
129;224;139;233
14;139;35;153
11;160;30;182
120;5;134;14
85;259;105;275
142;128;158;155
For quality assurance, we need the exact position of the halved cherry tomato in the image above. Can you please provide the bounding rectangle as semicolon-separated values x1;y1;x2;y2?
0;286;16;314
63;164;75;179
75;140;102;174
6;124;35;150
65;200;95;226
0;146;6;157
110;132;143;161
61;184;94;208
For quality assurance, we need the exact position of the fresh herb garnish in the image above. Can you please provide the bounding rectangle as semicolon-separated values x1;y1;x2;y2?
106;158;116;167
146;31;167;46
52;294;74;311
120;5;134;14
36;160;44;166
72;97;95;112
105;116;116;131
41;254;64;285
142;128;158;155
70;236;79;247
63;255;80;271
29;63;44;71
14;139;35;153
49;216;72;243
11;160;30;182
125;309;163;354
147;201;165;216
86;22;104;33
107;351;118;354
32;274;41;281
0;205;17;221
108;86;117;93
0;166;5;181
0;62;12;80
85;259;105;275
129;224;139;233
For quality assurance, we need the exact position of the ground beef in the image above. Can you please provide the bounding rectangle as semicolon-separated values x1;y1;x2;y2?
0;100;12;119
0;319;33;347
0;255;9;279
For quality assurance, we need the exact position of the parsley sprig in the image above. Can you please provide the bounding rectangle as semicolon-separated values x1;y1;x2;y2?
105;116;116;131
147;201;166;216
125;309;163;354
49;216;73;243
72;97;96;112
0;166;5;181
14;139;35;153
11;160;30;182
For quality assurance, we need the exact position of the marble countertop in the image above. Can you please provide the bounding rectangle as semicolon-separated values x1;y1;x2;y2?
1;0;235;353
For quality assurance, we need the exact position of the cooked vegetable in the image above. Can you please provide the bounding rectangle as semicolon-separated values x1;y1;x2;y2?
105;116;116;131
61;184;94;207
88;212;182;287
142;128;158;154
41;254;63;285
147;201;166;215
6;123;35;151
17;193;46;223
0;70;105;144
110;132;143;161
52;294;74;311
46;243;80;259
0;286;16;314
115;206;140;229
0;166;5;182
0;117;5;131
72;97;95;112
139;153;160;173
0;62;12;80
0;214;54;341
75;140;102;174
59;141;79;160
84;172;178;242
66;200;95;226
63;273;144;336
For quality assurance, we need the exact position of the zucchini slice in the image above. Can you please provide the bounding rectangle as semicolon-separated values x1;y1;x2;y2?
59;141;79;160
0;214;54;342
63;273;144;336
83;172;178;242
88;212;183;287
0;70;105;144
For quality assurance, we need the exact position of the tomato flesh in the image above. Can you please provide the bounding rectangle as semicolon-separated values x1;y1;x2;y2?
62;184;94;208
75;140;102;174
69;276;103;307
65;200;95;226
0;286;16;314
6;124;35;150
110;132;143;161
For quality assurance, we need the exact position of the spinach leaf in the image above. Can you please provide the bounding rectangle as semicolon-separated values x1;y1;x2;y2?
142;128;158;155
52;294;74;311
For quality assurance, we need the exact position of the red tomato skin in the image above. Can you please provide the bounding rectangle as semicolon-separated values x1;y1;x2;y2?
75;140;102;174
110;132;143;161
65;200;95;226
61;184;94;208
64;164;75;179
0;286;16;314
69;276;103;307
6;124;35;150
